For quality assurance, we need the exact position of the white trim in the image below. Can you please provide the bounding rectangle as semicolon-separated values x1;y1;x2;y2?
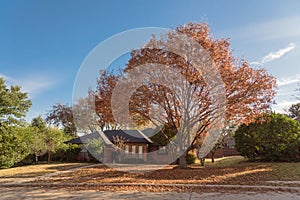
96;130;113;145
137;130;153;143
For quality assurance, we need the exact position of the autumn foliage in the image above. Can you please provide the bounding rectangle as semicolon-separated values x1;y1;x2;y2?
91;22;276;166
125;22;276;125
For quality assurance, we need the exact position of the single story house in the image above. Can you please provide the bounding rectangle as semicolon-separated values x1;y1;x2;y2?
66;129;240;163
65;129;168;163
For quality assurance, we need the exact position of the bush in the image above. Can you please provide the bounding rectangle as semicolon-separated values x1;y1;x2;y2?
51;144;82;162
172;152;197;165
14;154;35;167
234;113;300;162
186;153;196;165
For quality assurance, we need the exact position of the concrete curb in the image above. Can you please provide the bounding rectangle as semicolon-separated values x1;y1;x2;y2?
1;182;299;192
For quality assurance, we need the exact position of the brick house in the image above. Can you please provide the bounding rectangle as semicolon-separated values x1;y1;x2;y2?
66;129;167;163
66;129;240;163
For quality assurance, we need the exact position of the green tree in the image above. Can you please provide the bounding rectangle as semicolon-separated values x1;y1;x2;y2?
30;116;69;163
0;125;33;168
149;123;177;146
0;77;32;168
0;77;31;125
234;113;300;162
287;103;300;122
85;138;104;162
30;116;47;163
44;127;65;162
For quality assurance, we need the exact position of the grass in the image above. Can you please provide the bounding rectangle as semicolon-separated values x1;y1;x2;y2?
201;156;247;167
30;156;299;187
260;162;300;181
1;157;299;187
0;157;299;193
0;162;90;178
203;156;300;181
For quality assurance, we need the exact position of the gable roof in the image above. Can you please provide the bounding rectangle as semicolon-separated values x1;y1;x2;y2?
65;129;153;145
103;130;153;143
141;128;155;137
65;132;99;144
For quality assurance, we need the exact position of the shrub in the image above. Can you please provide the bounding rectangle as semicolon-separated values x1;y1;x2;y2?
51;144;82;162
234;113;300;162
186;153;196;165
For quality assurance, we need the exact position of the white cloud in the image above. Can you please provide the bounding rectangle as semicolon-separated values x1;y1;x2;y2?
0;73;57;99
277;74;300;86
273;74;300;113
250;43;296;66
261;43;296;64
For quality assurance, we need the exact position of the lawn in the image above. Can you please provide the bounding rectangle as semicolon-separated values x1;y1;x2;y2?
0;162;90;178
33;156;300;186
0;156;300;192
1;157;299;193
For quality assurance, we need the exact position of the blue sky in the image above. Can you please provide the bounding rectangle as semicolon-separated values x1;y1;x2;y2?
0;0;300;121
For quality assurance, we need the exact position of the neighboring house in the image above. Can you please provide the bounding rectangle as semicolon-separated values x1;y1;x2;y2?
65;129;167;163
205;136;240;159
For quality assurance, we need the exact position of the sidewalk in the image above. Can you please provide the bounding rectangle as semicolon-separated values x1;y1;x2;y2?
0;187;299;200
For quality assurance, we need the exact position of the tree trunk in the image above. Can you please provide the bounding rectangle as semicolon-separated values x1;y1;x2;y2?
211;150;215;163
200;157;205;166
35;153;38;163
178;152;187;168
47;150;51;162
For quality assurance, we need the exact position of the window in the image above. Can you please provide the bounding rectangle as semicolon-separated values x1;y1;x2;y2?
159;146;167;154
125;145;129;154
138;146;143;159
131;145;136;154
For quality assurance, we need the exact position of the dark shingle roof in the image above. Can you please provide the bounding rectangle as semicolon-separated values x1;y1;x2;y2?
104;130;152;143
65;132;100;144
65;130;153;144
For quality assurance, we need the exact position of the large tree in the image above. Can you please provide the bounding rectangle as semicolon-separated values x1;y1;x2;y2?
93;22;276;167
127;22;276;166
94;71;122;130
46;103;76;137
30;116;47;163
44;126;65;162
0;77;32;168
31;116;66;162
0;77;32;126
